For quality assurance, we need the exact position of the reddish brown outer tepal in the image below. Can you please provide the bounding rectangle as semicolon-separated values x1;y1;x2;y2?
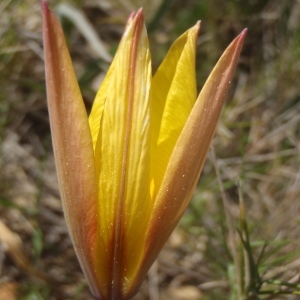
42;1;101;298
126;29;247;298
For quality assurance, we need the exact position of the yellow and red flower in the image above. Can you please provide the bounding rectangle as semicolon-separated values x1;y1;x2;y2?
42;1;246;299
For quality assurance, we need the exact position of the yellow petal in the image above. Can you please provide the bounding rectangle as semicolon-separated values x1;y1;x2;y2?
92;9;152;298
88;13;136;151
128;29;247;297
88;60;116;151
150;22;200;198
42;1;100;297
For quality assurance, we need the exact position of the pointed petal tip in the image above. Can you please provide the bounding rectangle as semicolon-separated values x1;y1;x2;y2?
127;8;144;22
134;7;145;25
41;0;52;25
127;7;144;37
193;20;201;34
41;0;48;12
127;11;135;21
237;28;248;44
186;20;200;39
226;28;247;59
126;8;145;30
137;7;144;14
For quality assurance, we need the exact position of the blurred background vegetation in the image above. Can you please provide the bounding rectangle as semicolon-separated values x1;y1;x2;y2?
1;0;300;299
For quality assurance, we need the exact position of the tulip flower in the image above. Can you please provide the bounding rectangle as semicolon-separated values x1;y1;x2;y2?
42;0;246;299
